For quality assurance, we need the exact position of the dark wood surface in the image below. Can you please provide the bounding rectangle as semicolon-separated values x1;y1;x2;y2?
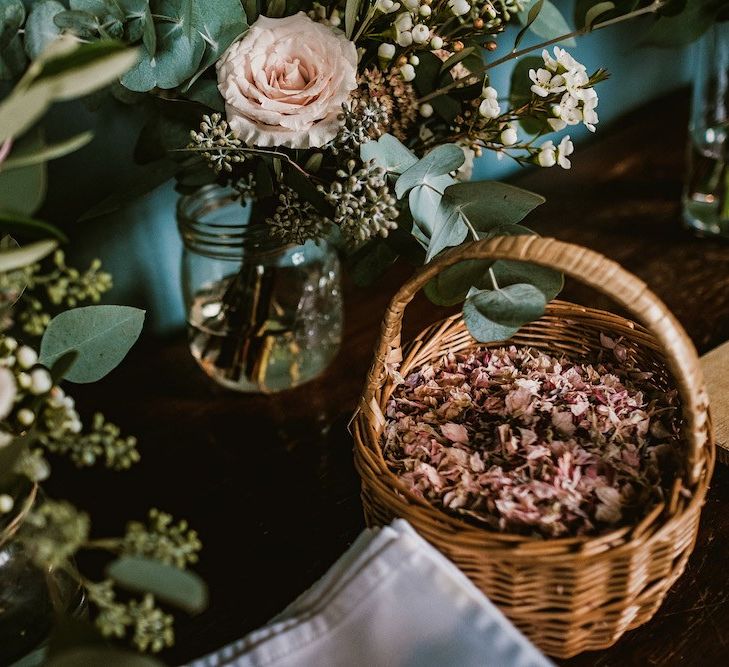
52;90;729;666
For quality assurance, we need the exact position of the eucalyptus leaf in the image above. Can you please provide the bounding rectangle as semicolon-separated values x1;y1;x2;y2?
0;210;67;241
514;0;544;50
0;33;27;80
360;133;417;175
107;556;208;614
424;194;468;262
491;259;563;301
48;350;79;384
1;132;93;171
439;47;475;74
24;0;65;60
642;0;723;46
122;1;205;91
407;172;455;247
0;238;57;272
395;144;465;199
518;0;576;46
53;10;101;38
0;130;47;216
444;181;545;232
0;0;25;51
584;1;616;28
424;257;492;306
345;0;361;39
463;283;546;343
39;305;145;383
46;648;164;667
184;78;225;111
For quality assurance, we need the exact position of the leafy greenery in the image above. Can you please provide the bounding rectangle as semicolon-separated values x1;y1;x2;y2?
39;305;146;383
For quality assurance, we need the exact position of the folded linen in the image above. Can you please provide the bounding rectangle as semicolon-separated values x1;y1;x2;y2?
188;520;553;667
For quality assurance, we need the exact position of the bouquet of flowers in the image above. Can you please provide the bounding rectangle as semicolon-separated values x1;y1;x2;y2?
0;0;685;387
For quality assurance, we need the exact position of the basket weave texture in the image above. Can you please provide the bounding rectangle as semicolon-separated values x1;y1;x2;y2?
352;236;715;658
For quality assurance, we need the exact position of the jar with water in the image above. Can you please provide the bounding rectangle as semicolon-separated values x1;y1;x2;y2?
177;186;343;393
684;23;729;236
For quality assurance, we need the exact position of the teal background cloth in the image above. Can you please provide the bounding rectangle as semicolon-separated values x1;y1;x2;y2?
42;2;693;334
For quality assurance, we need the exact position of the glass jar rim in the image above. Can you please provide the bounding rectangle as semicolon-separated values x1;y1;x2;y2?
177;185;290;260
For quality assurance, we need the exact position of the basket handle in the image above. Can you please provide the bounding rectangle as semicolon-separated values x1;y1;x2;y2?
363;235;711;485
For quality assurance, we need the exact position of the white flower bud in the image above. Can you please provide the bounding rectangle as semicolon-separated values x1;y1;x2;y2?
403;0;419;9
16;346;37;369
4;337;17;352
376;0;396;11
0;494;13;514
17;408;35;427
411;24;430;44
419;4;431;16
395;12;413;30
448;0;471;16
430;35;443;50
537;144;557;168
479;97;500;119
397;30;413;47
419;103;434;118
482;85;498;100
378;43;396;60
400;63;416;82
30;368;52;395
500;126;518;146
409;55;420;65
17;372;31;390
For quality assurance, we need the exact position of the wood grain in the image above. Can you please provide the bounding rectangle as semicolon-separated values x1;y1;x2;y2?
53;90;729;666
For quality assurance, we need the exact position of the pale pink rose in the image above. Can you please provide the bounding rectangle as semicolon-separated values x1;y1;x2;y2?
216;13;358;149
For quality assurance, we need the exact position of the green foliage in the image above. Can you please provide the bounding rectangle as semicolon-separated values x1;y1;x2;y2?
107;556;209;614
643;0;726;45
360;133;418;175
24;0;64;60
39;305;145;383
518;0;577;46
0;238;57;272
463;283;547;342
509;56;549;134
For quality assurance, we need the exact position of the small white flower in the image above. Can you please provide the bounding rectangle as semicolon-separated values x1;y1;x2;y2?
419;4;431;16
16;346;37;369
0;368;16;420
582;98;599;132
537;141;557;168
0;494;13;514
409;55;419;65
448;0;470;16
479;97;500;119
395;11;413;30
4;337;17;352
543;47;585;74
529;68;566;97
400;63;416;82
403;0;419;9
412;24;430;44
500;125;518;146
419;103;434;118
548;118;567;131
396;30;413;47
430;35;443;50
329;8;341;26
17;408;35;427
556;135;574;169
378;42;396;60
482;85;498;99
30;368;52;396
376;0;400;11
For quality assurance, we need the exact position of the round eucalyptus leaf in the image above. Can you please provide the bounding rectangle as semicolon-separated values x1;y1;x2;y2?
360;133;418;176
395;143;465;199
463;283;546;343
0;0;25;51
24;0;65;60
491;259;564;302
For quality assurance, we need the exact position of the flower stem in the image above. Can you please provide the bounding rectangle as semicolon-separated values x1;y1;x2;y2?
417;1;666;104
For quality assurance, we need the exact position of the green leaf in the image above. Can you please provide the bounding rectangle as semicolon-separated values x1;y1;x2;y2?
0;32;27;81
642;0;723;46
107;556;208;614
360;134;418;176
439;47;476;74
53;10;101;38
407;172;455;247
345;0;361;39
423;195;468;262
24;0;65;60
1;132;93;171
491;259;563;301
463;283;546;343
0;130;47;216
0;211;66;241
0;238;57;272
584;1;616;28
0;430;36;486
121;1;205;91
514;0;544;50
184;78;225;111
424;256;492;306
47;349;79;384
39;305;145;383
395;144;464;199
518;0;576;46
444;181;545;232
46;648;164;667
0;0;25;51
351;239;398;287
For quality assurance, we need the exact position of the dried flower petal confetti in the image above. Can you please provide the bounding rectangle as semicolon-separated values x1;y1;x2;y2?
383;339;684;538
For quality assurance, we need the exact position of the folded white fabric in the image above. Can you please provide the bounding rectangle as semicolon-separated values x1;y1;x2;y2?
188;520;553;667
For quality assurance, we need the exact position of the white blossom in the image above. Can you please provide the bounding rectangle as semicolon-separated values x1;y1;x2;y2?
403;0;419;9
448;0;471;16
419;103;434;118
419;5;431;16
500;125;518;146
400;63;416;82
376;0;400;12
30;368;52;396
479;86;500;119
397;30;413;46
529;68;566;97
556;135;574;169
537;140;557;168
412;24;430;44
17;346;37;369
378;43;396;60
430;35;443;50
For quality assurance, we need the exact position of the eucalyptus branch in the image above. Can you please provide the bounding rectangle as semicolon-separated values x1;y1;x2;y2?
176;146;315;180
417;1;666;104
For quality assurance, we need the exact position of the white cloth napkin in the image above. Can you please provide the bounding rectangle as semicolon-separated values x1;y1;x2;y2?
188;520;553;667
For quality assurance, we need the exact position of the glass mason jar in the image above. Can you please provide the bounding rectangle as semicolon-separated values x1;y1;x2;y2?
683;23;729;236
0;485;85;666
177;185;343;393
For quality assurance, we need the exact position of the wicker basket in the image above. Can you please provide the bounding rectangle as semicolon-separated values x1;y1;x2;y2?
352;236;715;658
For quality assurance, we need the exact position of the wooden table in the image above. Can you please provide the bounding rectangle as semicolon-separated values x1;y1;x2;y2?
55;90;729;666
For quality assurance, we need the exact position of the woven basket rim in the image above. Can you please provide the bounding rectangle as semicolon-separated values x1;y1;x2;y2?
353;300;715;554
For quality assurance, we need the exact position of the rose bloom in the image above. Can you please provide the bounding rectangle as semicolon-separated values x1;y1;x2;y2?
216;12;358;149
